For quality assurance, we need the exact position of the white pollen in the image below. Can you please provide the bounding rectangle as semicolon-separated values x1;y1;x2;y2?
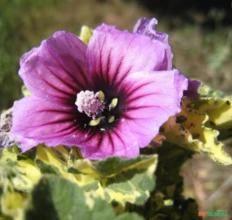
75;90;105;118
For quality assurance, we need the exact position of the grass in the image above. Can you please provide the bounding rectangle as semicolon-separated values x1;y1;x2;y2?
0;0;62;109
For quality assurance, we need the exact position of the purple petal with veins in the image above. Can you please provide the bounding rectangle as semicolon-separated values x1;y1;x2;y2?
11;17;188;159
133;17;173;70
133;17;168;43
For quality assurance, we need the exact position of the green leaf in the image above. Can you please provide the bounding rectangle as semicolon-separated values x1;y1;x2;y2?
162;95;232;165
89;199;116;220
0;147;41;192
0;147;41;219
35;145;97;186
79;25;93;44
115;213;143;220
198;84;232;130
26;175;143;220
91;199;143;220
26;175;91;220
93;156;156;178
34;146;157;206
86;155;158;206
0;191;26;220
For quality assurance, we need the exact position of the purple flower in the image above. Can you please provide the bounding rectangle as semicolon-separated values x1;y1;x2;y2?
11;18;188;159
184;79;201;99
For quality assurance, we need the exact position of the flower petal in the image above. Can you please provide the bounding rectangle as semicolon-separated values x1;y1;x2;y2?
122;69;188;147
19;31;89;104
11;96;139;159
133;17;168;43
87;24;172;89
184;79;201;99
11;96;82;151
133;17;173;70
80;122;139;159
79;70;188;159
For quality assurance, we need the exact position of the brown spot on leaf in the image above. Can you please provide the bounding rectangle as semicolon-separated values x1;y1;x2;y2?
192;133;200;139
176;115;187;124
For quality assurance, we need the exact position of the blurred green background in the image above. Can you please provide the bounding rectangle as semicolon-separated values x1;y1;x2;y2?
1;0;232;110
0;0;232;215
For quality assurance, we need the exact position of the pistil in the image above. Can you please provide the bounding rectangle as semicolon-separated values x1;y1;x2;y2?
76;90;119;128
75;90;105;118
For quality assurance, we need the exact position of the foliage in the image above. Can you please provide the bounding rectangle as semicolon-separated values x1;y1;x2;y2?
162;84;232;165
26;175;143;220
0;144;202;219
79;26;93;44
139;144;199;219
0;146;156;219
35;145;157;207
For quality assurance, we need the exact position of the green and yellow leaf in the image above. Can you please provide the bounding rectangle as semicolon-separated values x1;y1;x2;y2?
35;146;157;207
162;96;232;165
79;25;93;44
197;84;232;130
